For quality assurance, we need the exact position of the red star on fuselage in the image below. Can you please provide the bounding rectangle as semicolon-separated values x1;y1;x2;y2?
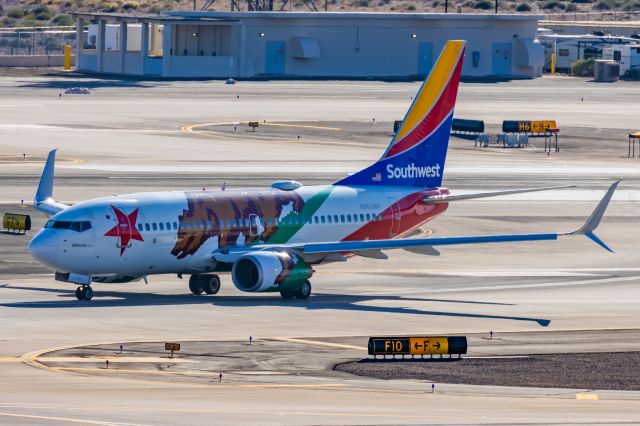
104;206;144;255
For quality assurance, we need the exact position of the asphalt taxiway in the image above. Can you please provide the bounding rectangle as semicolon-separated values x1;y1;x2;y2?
0;75;639;424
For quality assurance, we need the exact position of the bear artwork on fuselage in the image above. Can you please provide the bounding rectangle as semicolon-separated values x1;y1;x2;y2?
171;189;306;259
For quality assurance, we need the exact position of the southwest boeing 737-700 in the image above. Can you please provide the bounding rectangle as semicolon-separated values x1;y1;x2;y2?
28;40;618;301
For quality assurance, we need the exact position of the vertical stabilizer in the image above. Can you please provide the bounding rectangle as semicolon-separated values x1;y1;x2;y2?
337;40;466;188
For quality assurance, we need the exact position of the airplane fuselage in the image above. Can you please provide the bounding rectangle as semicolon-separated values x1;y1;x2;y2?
31;184;450;279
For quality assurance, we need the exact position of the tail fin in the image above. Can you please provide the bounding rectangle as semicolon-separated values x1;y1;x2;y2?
338;40;466;188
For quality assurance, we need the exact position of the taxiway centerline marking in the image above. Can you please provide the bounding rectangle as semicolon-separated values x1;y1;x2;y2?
31;356;195;363
272;337;367;351
0;411;149;426
261;122;342;130
53;367;214;376
238;383;348;388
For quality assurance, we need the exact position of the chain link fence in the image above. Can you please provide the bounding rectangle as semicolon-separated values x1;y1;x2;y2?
0;27;76;56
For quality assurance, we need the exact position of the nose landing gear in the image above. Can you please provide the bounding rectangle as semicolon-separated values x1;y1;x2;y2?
75;285;94;301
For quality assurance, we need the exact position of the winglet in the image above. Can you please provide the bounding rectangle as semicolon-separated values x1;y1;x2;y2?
568;181;619;252
34;149;68;215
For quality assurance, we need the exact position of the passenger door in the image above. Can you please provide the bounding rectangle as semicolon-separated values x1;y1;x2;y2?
388;197;401;237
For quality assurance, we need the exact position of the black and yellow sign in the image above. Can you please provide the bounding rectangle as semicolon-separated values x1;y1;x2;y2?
369;337;411;355
503;120;557;134
3;213;31;233
409;337;449;355
165;342;181;351
368;336;467;356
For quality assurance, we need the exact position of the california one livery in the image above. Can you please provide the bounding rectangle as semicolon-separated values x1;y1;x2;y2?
28;40;618;301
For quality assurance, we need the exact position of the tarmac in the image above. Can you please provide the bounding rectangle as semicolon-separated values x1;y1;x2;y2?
0;75;639;424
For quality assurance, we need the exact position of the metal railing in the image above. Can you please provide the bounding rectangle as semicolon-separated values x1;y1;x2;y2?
543;11;640;22
0;27;76;56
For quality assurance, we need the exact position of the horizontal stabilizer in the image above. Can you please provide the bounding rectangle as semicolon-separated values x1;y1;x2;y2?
423;185;576;204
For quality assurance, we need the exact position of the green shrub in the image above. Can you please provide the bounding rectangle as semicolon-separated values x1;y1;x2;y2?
353;0;369;6
566;2;578;9
122;1;139;10
474;0;493;9
7;7;25;19
543;0;566;9
571;58;595;76
623;0;640;10
405;3;417;9
593;0;615;9
52;14;74;25
515;2;531;10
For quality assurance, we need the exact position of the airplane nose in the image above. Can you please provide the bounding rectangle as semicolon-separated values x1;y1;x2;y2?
28;230;59;268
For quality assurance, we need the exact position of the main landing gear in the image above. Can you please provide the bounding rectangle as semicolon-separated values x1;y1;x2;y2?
189;274;221;296
75;285;94;301
280;280;311;300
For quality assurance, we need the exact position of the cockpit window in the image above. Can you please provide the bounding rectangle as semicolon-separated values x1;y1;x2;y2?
44;220;92;233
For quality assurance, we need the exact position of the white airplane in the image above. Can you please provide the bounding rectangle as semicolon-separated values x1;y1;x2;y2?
28;40;617;301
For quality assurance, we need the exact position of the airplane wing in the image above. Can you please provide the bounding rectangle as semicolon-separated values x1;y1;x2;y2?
34;149;69;216
214;182;618;263
422;185;576;204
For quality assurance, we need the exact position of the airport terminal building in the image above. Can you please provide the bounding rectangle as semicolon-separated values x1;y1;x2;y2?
71;11;544;79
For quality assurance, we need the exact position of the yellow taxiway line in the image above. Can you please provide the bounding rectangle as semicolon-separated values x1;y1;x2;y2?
0;411;149;426
261;122;342;131
273;337;367;351
53;367;214;376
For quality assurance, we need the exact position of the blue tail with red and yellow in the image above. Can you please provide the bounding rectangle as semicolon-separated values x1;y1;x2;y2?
338;40;466;188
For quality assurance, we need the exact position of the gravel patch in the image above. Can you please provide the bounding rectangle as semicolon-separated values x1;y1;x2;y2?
335;352;640;390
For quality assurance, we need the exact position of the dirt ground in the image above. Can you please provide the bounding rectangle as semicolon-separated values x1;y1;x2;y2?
335;352;640;390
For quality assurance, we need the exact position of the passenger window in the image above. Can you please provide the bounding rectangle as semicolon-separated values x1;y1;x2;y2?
138;223;143;232
321;216;326;224
267;218;272;226
186;222;191;230
201;219;206;229
259;217;264;225
173;222;178;230
360;214;365;222
366;213;371;221
232;219;237;228
152;223;157;231
327;216;332;224
145;223;150;231
244;218;249;227
340;215;345;223
159;223;164;231
346;215;352;223
166;222;171;230
333;215;339;223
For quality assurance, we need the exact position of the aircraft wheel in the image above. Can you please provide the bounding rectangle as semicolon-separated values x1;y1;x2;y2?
295;280;311;300
280;291;295;300
75;286;84;300
189;275;204;295
81;286;94;301
203;275;221;295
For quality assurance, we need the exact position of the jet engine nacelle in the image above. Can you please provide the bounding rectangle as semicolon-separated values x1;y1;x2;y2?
231;251;313;293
